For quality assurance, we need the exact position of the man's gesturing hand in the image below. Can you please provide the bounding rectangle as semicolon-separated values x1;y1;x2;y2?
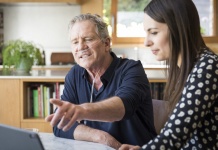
45;99;85;131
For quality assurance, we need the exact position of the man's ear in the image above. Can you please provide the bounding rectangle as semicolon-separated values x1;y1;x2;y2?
104;38;111;52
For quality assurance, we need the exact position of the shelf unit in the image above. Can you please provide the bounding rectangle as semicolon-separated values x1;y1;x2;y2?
20;79;166;132
20;78;64;133
0;79;20;128
0;68;167;133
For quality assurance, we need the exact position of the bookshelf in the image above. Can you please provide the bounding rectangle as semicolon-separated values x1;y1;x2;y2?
146;69;166;100
0;69;166;132
20;80;166;132
150;82;166;100
20;78;64;133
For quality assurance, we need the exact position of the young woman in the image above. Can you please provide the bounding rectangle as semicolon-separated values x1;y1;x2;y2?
119;0;218;149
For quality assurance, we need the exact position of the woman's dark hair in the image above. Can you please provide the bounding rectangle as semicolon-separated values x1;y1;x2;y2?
144;0;207;113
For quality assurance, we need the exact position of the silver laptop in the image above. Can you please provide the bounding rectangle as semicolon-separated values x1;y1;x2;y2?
0;124;45;150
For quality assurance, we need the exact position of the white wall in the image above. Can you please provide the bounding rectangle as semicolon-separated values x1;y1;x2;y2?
2;3;80;65
1;3;164;66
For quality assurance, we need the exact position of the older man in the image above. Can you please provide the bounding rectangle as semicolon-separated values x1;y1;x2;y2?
45;13;156;149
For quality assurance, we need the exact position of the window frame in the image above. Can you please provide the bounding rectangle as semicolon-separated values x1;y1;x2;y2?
110;0;218;44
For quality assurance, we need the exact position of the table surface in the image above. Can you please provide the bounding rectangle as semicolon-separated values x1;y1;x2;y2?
39;132;115;150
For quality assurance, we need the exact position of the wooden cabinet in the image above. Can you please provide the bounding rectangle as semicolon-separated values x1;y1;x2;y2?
0;79;20;127
20;78;64;133
80;0;103;16
21;120;53;133
0;70;66;132
0;69;166;132
19;78;166;133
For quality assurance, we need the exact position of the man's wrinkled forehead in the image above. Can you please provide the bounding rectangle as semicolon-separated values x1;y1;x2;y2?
69;20;99;38
69;21;99;41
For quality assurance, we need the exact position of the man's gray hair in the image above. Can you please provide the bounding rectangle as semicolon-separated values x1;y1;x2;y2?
69;13;110;42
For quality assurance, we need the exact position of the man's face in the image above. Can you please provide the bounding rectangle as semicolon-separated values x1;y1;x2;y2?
69;20;110;70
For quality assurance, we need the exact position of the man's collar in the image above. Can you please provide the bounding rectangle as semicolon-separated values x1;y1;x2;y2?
101;52;119;83
82;52;120;84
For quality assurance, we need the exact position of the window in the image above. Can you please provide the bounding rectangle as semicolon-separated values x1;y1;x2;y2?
103;0;218;44
115;0;150;38
193;0;214;36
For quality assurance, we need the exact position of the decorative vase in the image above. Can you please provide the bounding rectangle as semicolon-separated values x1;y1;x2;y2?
15;57;33;75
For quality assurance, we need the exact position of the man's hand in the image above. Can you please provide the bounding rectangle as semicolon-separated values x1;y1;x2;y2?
45;99;86;131
93;130;122;150
45;96;125;132
118;144;141;150
74;125;122;150
45;98;124;149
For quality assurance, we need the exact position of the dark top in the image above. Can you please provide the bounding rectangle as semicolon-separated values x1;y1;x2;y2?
142;49;218;149
53;52;157;146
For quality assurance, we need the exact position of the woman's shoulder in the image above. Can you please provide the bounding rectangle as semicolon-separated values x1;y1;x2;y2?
193;48;218;72
199;49;218;62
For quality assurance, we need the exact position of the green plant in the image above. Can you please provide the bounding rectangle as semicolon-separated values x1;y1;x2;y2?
2;39;43;72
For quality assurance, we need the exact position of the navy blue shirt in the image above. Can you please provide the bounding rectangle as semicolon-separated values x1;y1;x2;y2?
53;52;157;146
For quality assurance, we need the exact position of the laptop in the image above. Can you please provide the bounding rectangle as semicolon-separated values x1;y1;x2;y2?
0;124;45;150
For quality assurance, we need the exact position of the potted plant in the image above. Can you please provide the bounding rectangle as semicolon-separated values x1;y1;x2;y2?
2;39;44;74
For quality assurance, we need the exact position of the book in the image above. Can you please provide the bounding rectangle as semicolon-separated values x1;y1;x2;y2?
37;86;42;118
26;86;32;117
43;86;48;117
52;82;61;112
150;83;166;100
59;83;64;99
40;84;44;118
33;89;39;117
47;86;53;114
44;86;53;116
55;82;60;99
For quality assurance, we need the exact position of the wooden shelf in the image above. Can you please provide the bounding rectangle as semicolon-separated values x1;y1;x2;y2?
149;79;166;83
20;78;64;132
21;122;53;133
0;79;20;128
0;68;166;132
21;118;46;122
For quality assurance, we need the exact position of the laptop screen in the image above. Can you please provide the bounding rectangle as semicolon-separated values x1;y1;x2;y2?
0;124;44;150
